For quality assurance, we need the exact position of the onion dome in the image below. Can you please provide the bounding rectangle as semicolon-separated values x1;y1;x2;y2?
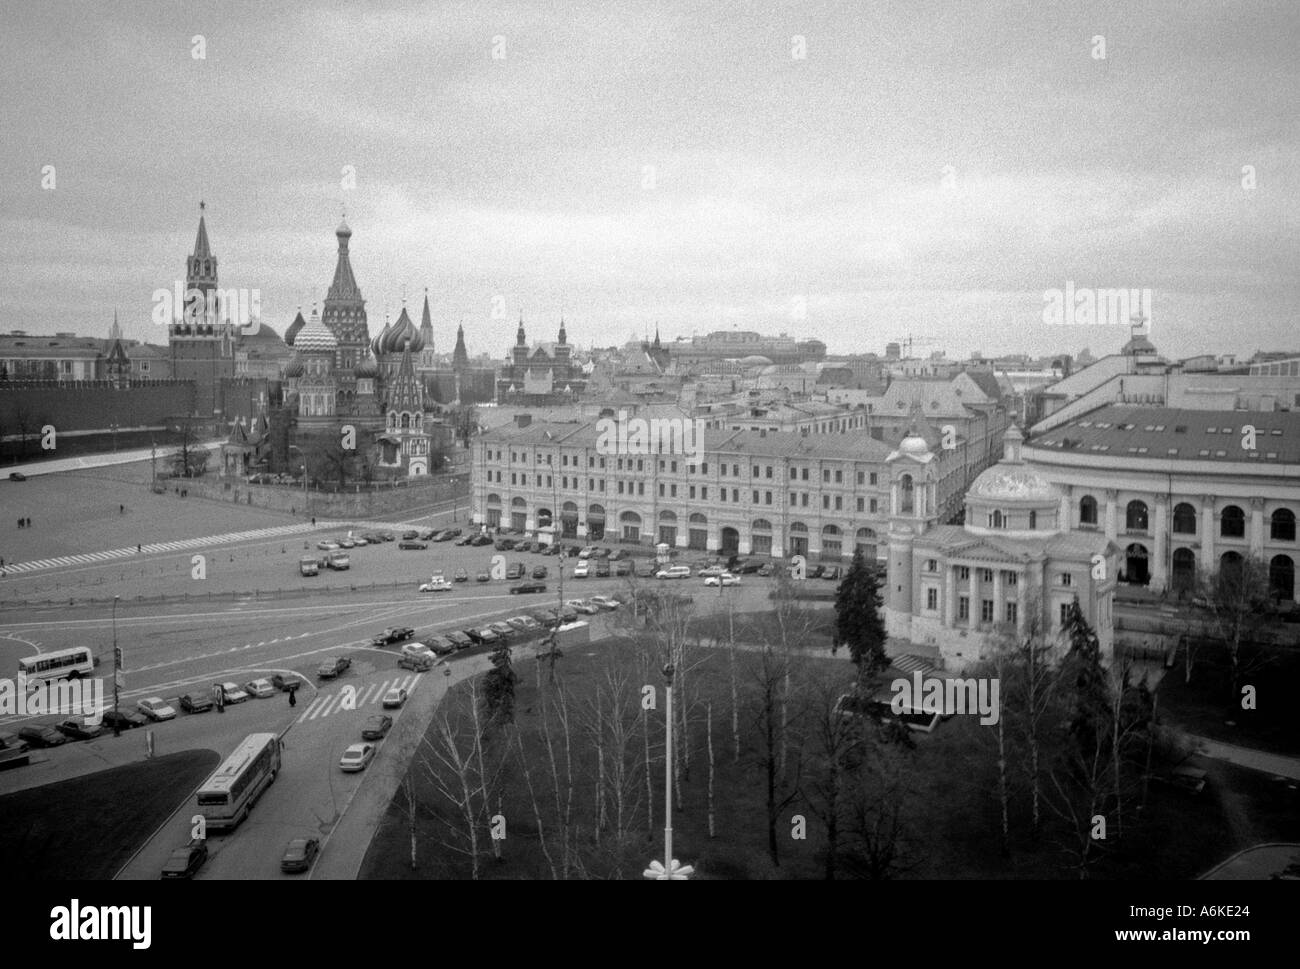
337;217;352;240
283;353;304;378
898;431;930;456
284;307;306;346
968;465;1057;503
355;351;380;379
371;313;392;357
295;304;337;353
380;302;423;354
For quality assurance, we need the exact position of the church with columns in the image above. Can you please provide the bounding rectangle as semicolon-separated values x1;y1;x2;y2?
884;424;1120;671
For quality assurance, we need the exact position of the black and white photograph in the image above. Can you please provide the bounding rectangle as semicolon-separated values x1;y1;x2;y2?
0;0;1295;947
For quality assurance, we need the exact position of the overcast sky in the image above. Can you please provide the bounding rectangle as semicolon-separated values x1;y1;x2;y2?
2;0;1296;360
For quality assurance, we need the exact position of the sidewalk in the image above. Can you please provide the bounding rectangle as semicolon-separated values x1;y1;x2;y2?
7;440;224;478
1187;734;1300;782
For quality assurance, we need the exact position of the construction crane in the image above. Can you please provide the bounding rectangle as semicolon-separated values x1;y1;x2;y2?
894;334;938;357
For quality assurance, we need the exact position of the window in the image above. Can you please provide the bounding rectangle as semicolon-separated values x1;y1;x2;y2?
857;497;864;512
926;559;937;572
1220;505;1245;538
857;471;865;485
981;569;993;582
721;464;727;476
822;495;830;509
958;596;969;620
1059;603;1070;627
870;473;877;485
1173;502;1197;535
1028;511;1037;530
765;492;772;505
753;490;759;504
926;588;938;610
958;566;970;580
802;494;809;507
1060;572;1073;586
1005;602;1018;625
702;487;708;500
869;499;877;513
981;600;994;622
1079;495;1098;526
835;470;843;483
1270;509;1296;542
1006;571;1018;586
1126;500;1149;532
801;469;809;481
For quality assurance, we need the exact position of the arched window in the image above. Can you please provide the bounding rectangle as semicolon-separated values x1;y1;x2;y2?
689;513;707;525
1172;502;1197;535
1271;508;1296;542
752;519;772;531
1079;495;1097;526
1220;505;1245;538
1126;500;1149;532
900;474;914;514
1270;554;1295;600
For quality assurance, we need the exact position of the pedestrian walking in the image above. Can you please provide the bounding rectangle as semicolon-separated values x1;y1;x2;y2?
311;516;316;526
288;688;297;708
120;504;124;514
137;543;142;553
215;683;225;713
25;517;31;528
17;518;22;529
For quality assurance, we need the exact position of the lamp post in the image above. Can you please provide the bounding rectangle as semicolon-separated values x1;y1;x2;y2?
644;661;692;881
111;595;121;736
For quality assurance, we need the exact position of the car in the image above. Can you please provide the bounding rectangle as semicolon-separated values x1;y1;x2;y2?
593;548;613;559
362;714;393;740
416;528;436;541
821;566;843;581
488;621;515;638
243;678;276;699
425;635;457;655
351;537;368;546
402;530;420;540
476;570;491;583
160;841;209;879
57;718;105;742
398;652;435;672
636;562;657;578
317;655;352;679
339;743;376;772
180;692;214;713
578;546;596;559
471;535;494;547
17;725;66;747
101;709;149;731
137;697;177;721
757;563;774;577
540;544;561;556
566;599;598;615
419;577;454;593
556;605;579;623
377;531;396;542
806;564;827;579
615;561;632;576
444;630;474;650
468;627;500;644
399;540;428;550
495;538;518;551
515;541;534;553
594;559;612;577
506;616;536;632
316;540;340;551
656;565;692;580
698;565;727;578
338;538;356;549
572;560;590;578
505;562;525;580
511;581;547;595
280;837;320;874
454;535;474;546
703;572;740;587
731;559;763;574
372;626;416;647
271;674;301;693
454;568;468;583
218;681;250;704
588;595;621;611
9;471;27;481
444;528;462;539
532;566;548;579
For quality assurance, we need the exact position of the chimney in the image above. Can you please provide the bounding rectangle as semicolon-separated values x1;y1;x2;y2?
515;413;532;428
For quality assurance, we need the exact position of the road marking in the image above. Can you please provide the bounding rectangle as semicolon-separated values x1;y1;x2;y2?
358;683;380;707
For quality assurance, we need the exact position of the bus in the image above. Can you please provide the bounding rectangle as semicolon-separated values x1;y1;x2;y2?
196;733;282;832
17;646;99;684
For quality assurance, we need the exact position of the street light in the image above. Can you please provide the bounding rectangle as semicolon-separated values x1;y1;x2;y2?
644;662;692;881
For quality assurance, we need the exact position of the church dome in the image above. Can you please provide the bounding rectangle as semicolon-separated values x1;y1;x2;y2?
380;305;423;355
898;432;931;456
283;354;304;378
284;309;306;347
337;218;352;240
355;352;380;379
295;307;337;354
737;354;774;367
967;464;1057;503
242;321;286;345
370;316;391;357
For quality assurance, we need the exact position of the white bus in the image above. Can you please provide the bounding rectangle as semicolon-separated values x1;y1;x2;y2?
17;646;99;683
196;733;282;832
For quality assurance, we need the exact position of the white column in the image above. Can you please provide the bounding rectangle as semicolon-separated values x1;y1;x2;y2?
1059;489;1071;530
1105;489;1118;542
1152;495;1168;593
993;569;1004;625
1250;498;1265;558
1201;495;1216;574
967;568;978;628
944;564;956;627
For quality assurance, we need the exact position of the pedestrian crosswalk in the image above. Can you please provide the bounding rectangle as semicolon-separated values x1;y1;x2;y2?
296;673;422;724
890;654;938;676
1;522;320;576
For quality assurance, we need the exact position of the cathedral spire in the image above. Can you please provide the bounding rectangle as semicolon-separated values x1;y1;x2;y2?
516;314;526;346
420;288;433;334
327;217;361;301
193;201;211;260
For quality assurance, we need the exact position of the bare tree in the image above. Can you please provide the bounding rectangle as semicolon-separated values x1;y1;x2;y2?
1196;556;1272;704
801;665;865;879
1009;588;1059;831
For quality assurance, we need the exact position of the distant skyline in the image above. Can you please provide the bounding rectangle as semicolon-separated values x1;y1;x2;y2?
2;1;1296;360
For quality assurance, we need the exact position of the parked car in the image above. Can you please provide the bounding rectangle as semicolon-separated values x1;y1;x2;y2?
468;626;500;644
424;635;457;655
317;655;352;679
532;565;548;579
488;621;515;638
339;743;376;772
588;595;621;611
556;605;579;623
757;563;774;577
821;566;842;581
454;534;475;546
572;560;590;578
419;577;454;592
56;718;104;742
495;538;518;551
316;540;340;551
18;725;66;747
698;565;727;578
807;564;827;579
476;570;491;582
245;678;276;699
566;599;598;615
656;565;692;580
515;541;534;553
592;548;613;559
101;709;149;731
615;561;632;576
362;714;393;740
438;528;462;541
511;581;547;595
731;559;763;574
445;630;474;650
337;537;356;549
636;562;657;578
180;692;213;714
372;627;416;647
137;697;177;721
160;840;209;879
383;687;408;708
402;530;420;540
471;535;494;547
218;681;250;704
376;531;396;542
594;559;611;577
703;572;740;587
398;652;435;672
399;540;428;550
541;544;561;556
416;528;436;541
9;471;27;481
506;562;526;580
578;546;597;559
280;837;320;874
271;674;301;693
454;568;469;583
507;616;540;632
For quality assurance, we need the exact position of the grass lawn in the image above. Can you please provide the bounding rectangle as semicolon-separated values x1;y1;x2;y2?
361;633;1291;879
1155;642;1300;756
0;749;219;879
